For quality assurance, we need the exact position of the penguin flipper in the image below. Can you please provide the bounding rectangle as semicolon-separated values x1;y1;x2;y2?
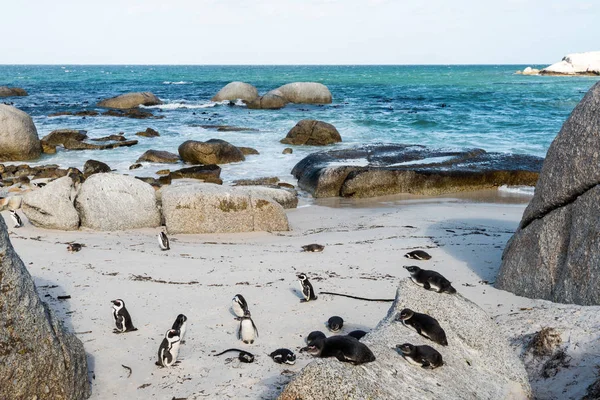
423;281;431;290
251;320;259;337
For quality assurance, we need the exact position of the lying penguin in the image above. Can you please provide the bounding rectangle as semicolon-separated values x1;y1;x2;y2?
403;265;456;294
301;336;375;365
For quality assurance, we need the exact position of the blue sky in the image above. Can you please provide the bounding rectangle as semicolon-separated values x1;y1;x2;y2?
2;0;599;64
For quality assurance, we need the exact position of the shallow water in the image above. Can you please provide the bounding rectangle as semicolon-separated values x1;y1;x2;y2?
1;65;598;183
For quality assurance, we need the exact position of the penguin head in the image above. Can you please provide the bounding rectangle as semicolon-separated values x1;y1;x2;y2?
302;339;324;356
233;294;246;305
297;273;307;281
306;330;326;344
176;314;187;324
111;299;124;310
397;308;414;321
9;210;16;216
403;265;420;274
403;253;412;259
284;351;297;364
397;343;415;355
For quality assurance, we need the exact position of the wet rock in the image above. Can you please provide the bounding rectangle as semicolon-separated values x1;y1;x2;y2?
245;93;288;110
283;148;293;154
129;163;142;170
271;82;332;104
90;134;126;142
136;149;180;164
239;147;259;155
135;127;160;137
97;92;162;109
0;86;28;97
198;125;259;132
0;105;42;161
281;119;342;146
22;176;80;230
169;165;222;184
279;279;531;400
101;109;162;119
178;139;245;165
83;160;111;177
292;145;541;198
211;82;259;103
497;82;600;305
0;216;90;399
156;169;170;175
41;129;88;147
63;139;138;151
41;141;57;154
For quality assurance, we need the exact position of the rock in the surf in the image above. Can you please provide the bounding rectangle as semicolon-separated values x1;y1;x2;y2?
97;92;162;109
0;86;28;97
281;119;342;146
178;139;245;164
211;82;259;103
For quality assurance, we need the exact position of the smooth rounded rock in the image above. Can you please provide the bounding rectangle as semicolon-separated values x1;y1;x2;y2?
97;92;162;109
178;139;245;165
22;176;80;230
273;82;332;104
136;149;180;163
0;105;42;161
281;120;342;146
211;82;259;103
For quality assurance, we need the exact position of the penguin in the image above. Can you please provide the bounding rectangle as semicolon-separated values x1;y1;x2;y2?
156;329;181;367
301;336;376;365
214;348;255;363
396;343;443;369
403;265;456;294
32;182;47;188
67;243;83;253
404;250;432;260
9;210;22;228
232;294;249;319
172;314;187;342
297;273;317;302
111;299;137;333
302;244;325;252
347;330;368;340
306;330;327;345
396;308;448;346
269;348;297;365
238;310;258;344
327;316;344;332
158;230;170;251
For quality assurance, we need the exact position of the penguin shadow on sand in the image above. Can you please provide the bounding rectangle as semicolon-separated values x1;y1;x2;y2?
33;276;96;390
426;218;521;283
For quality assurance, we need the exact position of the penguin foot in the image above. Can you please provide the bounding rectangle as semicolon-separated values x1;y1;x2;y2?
299;299;307;303
113;329;121;334
181;340;186;345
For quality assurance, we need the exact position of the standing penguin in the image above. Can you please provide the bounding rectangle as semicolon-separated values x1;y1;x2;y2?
238;310;259;344
111;299;137;333
232;294;249;319
156;329;181;367
297;273;317;302
9;210;22;228
172;314;187;342
158;230;170;251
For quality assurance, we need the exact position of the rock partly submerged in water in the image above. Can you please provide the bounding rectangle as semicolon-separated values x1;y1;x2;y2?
169;165;222;184
97;91;162;109
0;216;90;399
0;86;28;97
211;81;259;103
279;278;531;400
292;144;542;198
0;105;42;161
178;139;246;165
245;92;289;110
83;159;111;177
272;82;332;104
497;81;600;305
540;51;600;76
281;119;342;146
136;149;181;164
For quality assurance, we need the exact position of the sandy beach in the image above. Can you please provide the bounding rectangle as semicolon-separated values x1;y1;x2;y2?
1;192;542;399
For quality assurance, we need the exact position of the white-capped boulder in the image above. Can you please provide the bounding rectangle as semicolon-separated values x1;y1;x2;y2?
0;105;42;161
160;182;289;234
541;52;600;76
211;82;259;102
75;173;160;231
22;176;80;230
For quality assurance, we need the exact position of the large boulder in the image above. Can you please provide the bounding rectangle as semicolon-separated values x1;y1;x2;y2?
245;92;288;110
280;279;530;400
97;92;162;109
281;119;342;146
497;82;600;305
136;149;180;163
272;82;332;104
540;52;600;76
160;182;289;234
0;216;90;399
292;145;542;198
22;176;80;230
178;139;245;164
0;86;28;97
211;82;259;102
0;105;42;161
75;173;160;231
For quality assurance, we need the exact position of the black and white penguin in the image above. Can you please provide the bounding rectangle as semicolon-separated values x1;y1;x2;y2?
67;243;83;253
403;265;456;294
269;348;297;365
111;299;137;333
158;231;170;251
397;343;443;369
306;330;327;345
9;210;22;228
32;182;47;188
297;273;317;302
156;329;181;367
347;330;368;340
404;250;432;260
232;294;249;319
327;316;344;332
214;348;255;363
172;314;187;342
396;308;448;346
302;244;325;252
301;336;376;365
238;310;258;344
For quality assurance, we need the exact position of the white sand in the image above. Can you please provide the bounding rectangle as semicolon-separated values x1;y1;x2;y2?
2;195;551;399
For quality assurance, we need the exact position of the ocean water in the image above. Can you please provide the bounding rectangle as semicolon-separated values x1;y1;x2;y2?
1;65;598;184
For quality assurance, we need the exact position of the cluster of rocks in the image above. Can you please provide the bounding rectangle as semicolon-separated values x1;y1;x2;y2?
19;173;295;233
497;81;600;305
291;145;542;198
40;129;138;154
48;91;164;119
279;279;531;399
211;81;332;110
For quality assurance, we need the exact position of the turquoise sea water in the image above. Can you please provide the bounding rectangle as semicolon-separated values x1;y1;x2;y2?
1;65;598;183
